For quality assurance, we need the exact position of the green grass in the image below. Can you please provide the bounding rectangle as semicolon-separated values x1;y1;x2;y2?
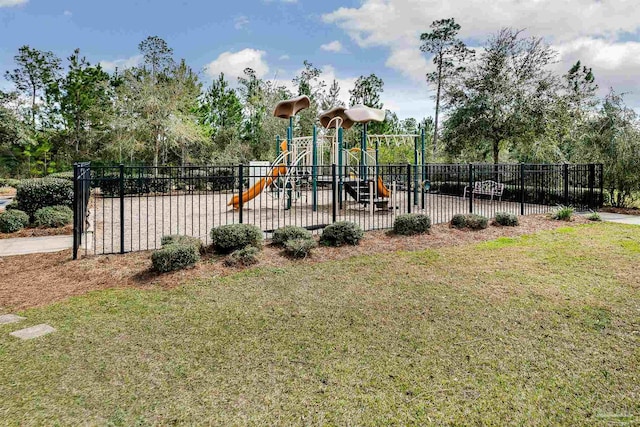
1;223;639;425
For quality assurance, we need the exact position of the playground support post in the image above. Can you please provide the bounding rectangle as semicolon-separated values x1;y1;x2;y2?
375;136;379;198
421;127;426;209
338;127;344;210
332;164;337;222
413;136;418;206
276;135;280;158
312;125;318;212
238;164;244;223
286;118;293;210
361;122;368;181
468;163;474;214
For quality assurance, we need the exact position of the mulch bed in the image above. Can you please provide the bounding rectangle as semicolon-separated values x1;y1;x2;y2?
0;225;73;240
601;207;640;216
0;214;588;311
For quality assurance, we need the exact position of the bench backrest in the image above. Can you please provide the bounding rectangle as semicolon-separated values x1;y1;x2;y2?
474;180;504;196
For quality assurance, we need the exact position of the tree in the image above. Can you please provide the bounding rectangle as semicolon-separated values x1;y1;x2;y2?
199;73;243;131
292;61;325;135
321;79;343;110
4;46;61;128
349;74;384;108
420;18;474;157
443;28;557;164
138;36;174;79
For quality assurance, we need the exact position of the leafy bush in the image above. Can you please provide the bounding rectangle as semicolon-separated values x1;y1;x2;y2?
552;206;574;221
272;226;312;247
494;212;519;227
0;178;21;188
5;199;19;211
15;178;73;217
160;235;204;253
47;171;74;181
0;209;30;233
210;224;263;253
98;174;170;197
151;243;200;273
393;214;432;236
283;238;317;259
320;221;364;246
451;213;489;230
224;246;260;267
587;212;602;222
33;205;73;228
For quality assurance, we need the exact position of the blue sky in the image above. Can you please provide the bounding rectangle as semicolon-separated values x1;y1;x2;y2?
2;0;640;119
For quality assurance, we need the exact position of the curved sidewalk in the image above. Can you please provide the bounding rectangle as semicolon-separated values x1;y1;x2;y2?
0;235;72;257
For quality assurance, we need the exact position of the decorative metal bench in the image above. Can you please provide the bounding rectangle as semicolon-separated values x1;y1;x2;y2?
463;180;505;201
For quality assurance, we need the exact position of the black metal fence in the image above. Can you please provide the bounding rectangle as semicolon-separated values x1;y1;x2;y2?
72;162;603;258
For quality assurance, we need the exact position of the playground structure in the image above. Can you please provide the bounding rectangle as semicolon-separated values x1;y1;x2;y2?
229;95;429;212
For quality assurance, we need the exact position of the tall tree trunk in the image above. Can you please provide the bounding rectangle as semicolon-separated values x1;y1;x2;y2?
493;140;500;164
31;86;37;129
433;55;443;159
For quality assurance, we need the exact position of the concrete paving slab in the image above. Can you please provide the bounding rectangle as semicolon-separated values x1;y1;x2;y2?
0;314;26;325
0;235;72;257
596;212;640;225
10;324;56;340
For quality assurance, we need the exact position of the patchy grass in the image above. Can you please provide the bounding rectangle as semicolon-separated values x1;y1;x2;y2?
0;223;639;425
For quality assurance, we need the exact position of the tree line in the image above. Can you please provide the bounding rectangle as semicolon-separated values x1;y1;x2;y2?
1;23;639;207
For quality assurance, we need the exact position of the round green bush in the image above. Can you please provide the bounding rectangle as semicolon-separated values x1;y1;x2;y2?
151;243;200;273
393;214;432;236
284;237;317;259
224;246;260;267
320;221;364;247
494;212;519;227
451;213;488;230
16;178;73;217
272;226;312;247
0;209;30;233
33;205;73;228
210;224;263;254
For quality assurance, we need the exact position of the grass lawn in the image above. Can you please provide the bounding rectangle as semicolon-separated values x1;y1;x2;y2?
1;223;638;425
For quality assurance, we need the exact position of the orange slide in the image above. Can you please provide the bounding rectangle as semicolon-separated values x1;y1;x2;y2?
228;165;287;209
377;176;391;198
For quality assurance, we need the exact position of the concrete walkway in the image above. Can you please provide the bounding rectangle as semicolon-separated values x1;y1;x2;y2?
597;212;640;225
0;235;72;257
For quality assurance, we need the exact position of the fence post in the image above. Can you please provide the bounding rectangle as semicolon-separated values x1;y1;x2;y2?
238;164;244;224
588;163;595;209
468;163;473;214
72;163;79;260
119;163;125;254
331;164;337;223
520;163;525;216
563;163;569;205
407;164;412;213
599;164;604;208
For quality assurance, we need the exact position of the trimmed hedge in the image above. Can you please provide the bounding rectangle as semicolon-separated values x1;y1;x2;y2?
210;224;263;253
47;171;74;181
272;226;312;247
320;221;364;247
451;213;489;230
224;246;260;267
151;243;200;273
33;205;73;228
0;209;30;233
0;178;21;188
393;214;432;236
494;212;519;227
160;235;204;252
15;178;73;217
284;238;317;259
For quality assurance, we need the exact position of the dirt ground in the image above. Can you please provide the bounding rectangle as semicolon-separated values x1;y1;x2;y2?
0;214;588;311
0;224;73;240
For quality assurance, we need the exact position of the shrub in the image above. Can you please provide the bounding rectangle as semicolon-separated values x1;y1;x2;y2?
151;243;200;273
451;213;488;230
0;178;21;188
320;221;364;247
284;238;317;259
33;206;73;228
494;212;519;227
47;171;74;181
587;212;602;222
552;206;574;221
5;199;19;211
272;226;312;246
160;235;204;253
15;178;73;217
224;246;260;267
393;214;432;236
0;209;30;233
210;224;263;253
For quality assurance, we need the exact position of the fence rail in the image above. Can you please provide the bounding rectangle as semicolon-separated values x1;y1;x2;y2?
73;162;603;258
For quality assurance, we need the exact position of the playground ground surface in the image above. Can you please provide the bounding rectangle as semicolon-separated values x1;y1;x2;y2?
1;220;638;425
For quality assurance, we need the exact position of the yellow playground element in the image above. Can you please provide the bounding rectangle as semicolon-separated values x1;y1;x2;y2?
228;164;288;210
377;176;390;198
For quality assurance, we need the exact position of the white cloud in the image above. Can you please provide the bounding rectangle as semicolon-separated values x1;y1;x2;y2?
279;54;290;60
99;55;142;72
320;40;345;53
323;0;640;108
0;0;27;7
205;49;269;81
234;15;249;30
63;10;72;16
